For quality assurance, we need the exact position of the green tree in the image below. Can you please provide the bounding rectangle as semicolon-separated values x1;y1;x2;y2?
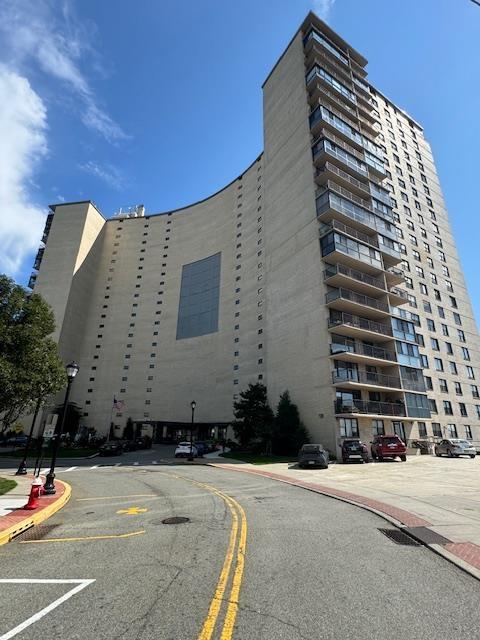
0;275;66;433
123;417;134;440
232;383;274;449
272;391;310;455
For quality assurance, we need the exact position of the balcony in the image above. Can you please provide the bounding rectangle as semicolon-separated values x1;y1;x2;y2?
316;189;396;239
306;65;357;107
313;139;369;181
388;287;409;307
401;378;427;393
385;266;405;286
27;273;37;290
317;180;373;212
310;106;364;151
320;219;378;248
334;399;406;418
377;235;402;266
320;229;384;274
332;370;402;391
330;338;397;364
309;85;358;123
326;287;390;319
328;312;394;342
324;263;386;297
315;162;370;199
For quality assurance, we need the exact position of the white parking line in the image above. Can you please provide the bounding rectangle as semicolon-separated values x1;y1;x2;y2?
0;579;95;640
58;466;77;473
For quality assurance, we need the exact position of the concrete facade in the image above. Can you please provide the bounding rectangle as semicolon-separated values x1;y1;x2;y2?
30;13;480;452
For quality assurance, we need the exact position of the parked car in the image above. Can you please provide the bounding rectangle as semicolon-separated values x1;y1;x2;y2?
371;435;406;462
341;439;369;463
136;436;152;449
99;442;123;456
194;441;208;457
175;442;197;458
5;436;28;447
298;444;329;469
435;439;476;459
119;440;137;452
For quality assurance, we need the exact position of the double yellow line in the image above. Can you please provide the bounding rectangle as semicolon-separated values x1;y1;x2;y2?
161;473;247;640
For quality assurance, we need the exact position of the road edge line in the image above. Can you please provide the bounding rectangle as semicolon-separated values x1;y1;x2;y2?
0;479;72;547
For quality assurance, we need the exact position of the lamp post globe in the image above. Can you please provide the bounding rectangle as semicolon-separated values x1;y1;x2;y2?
188;401;196;461
43;361;79;495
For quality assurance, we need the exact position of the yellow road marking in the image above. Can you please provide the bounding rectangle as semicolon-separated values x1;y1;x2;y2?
77;494;156;501
19;530;146;544
155;471;247;640
116;507;148;515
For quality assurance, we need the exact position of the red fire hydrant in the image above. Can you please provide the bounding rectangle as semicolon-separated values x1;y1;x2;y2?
23;477;43;510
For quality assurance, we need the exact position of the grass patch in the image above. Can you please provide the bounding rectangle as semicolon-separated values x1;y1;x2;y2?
220;452;296;465
0;477;17;495
1;447;98;459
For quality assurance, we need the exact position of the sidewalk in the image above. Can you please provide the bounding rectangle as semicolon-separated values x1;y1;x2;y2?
211;455;480;580
0;472;71;546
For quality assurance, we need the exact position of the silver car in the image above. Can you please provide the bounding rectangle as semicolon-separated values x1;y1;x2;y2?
435;439;476;459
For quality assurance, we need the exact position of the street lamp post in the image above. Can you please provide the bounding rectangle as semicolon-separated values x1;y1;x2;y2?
15;396;43;476
43;361;79;495
188;400;196;462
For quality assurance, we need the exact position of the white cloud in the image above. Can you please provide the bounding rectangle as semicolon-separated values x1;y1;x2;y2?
0;0;127;142
0;65;47;276
79;161;124;190
312;0;336;21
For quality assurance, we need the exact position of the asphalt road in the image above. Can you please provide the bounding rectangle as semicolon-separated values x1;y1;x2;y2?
1;454;480;640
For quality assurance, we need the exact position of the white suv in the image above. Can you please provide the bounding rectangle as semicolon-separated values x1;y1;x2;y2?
174;442;197;458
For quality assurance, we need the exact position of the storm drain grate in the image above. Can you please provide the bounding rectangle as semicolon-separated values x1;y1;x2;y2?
378;528;421;546
14;524;60;542
162;517;190;525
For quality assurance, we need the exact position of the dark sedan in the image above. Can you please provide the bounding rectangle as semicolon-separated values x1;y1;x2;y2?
298;444;329;469
99;442;123;456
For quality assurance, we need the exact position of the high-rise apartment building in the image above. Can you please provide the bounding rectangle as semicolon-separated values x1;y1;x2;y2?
30;12;480;451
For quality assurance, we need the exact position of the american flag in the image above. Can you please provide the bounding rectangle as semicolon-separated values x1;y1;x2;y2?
113;396;125;410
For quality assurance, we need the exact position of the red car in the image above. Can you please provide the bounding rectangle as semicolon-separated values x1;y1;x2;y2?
371;435;407;462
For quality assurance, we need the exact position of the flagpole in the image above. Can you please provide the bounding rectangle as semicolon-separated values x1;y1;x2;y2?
107;397;114;443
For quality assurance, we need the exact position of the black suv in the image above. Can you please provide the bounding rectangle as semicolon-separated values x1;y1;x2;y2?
341;439;369;464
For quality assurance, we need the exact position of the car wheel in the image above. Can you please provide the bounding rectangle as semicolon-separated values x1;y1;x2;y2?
377;454;383;462
470;455;476;459
448;449;454;458
435;451;441;457
363;457;369;463
400;455;407;462
371;450;377;460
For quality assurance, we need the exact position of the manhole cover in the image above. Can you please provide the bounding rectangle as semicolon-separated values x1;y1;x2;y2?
14;524;60;542
378;528;421;546
162;517;190;525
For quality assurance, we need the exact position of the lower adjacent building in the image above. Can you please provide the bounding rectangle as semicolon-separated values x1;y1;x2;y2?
30;13;480;452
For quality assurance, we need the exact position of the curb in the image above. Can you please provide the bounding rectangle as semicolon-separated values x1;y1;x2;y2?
209;463;480;582
0;479;72;547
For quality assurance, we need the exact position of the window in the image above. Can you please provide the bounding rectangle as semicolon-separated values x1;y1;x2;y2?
457;329;465;342
418;422;427;438
467;366;475;379
430;338;439;351
434;358;443;371
438;306;445;319
426;319;435;332
472;385;479;398
434;289;441;301
445;342;453;355
432;423;442;437
477;405;480;419
424;376;433;390
428;399;437;413
454;382;462;395
423;300;431;313
465;425;473;440
372;419;384;436
449;361;458;375
415;265;424;278
443;401;453;415
339;417;359;437
421;354;429;368
441;324;449;336
459;403;468;417
439;379;448;393
462;347;470;361
446;424;458;438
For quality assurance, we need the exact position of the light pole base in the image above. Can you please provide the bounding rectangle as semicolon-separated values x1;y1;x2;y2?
43;471;56;495
15;459;28;475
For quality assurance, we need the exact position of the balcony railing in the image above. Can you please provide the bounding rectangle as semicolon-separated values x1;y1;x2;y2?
317;179;372;211
319;219;378;248
334;399;406;417
330;339;397;362
328;312;393;337
313;141;369;178
306;65;357;105
326;288;390;313
389;287;409;300
316;189;395;234
311;85;358;120
316;162;370;196
386;266;405;280
332;370;402;389
324;263;386;290
401;378;427;393
315;132;365;162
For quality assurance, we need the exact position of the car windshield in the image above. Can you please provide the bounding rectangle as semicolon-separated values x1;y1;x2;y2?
381;437;400;444
344;441;361;449
301;445;323;453
454;440;471;448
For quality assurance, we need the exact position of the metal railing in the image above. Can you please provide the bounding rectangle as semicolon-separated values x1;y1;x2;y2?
326;287;389;313
314;132;365;161
332;370;402;389
313;143;369;178
324;263;385;290
311;85;358;119
330;338;397;362
328;312;393;337
389;287;408;300
319;218;378;247
386;266;405;279
334;399;406;416
316;189;395;233
316;162;370;195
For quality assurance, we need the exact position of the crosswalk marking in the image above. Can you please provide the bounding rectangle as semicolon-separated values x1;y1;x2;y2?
37;460;181;473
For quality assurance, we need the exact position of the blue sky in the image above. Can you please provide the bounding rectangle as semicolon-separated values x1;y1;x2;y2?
0;0;479;321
